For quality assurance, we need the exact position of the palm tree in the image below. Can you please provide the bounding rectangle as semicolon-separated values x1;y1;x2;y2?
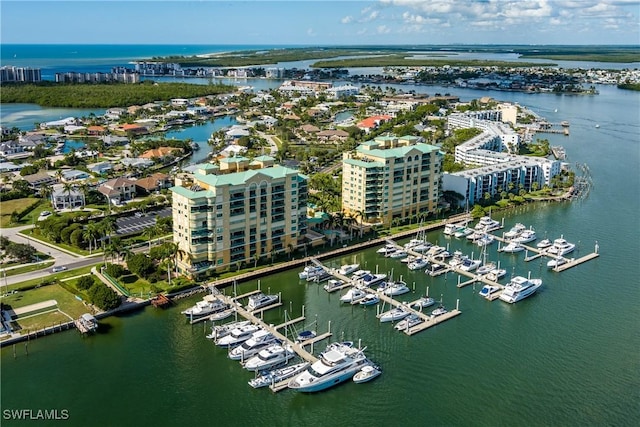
62;182;74;210
287;243;294;260
103;243;118;267
163;242;178;285
38;186;52;205
143;226;157;252
83;221;100;254
175;247;191;276
55;169;63;183
99;216;118;246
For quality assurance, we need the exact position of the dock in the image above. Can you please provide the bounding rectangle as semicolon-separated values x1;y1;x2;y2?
554;252;599;272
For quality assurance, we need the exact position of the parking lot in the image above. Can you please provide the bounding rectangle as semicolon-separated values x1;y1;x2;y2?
116;207;172;235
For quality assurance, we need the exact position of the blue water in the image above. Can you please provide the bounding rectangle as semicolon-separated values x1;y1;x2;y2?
163;116;238;164
61;139;86;154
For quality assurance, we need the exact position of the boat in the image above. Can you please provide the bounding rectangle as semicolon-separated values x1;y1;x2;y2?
288;342;368;392
499;276;543;303
299;265;323;280
360;273;387;287
448;251;467;267
431;305;448;317
209;308;235;321
476;234;495;247
181;295;228;319
340;287;367;304
295;330;317;343
459;258;482;272
216;324;263;348
476;262;496;276
514;229;537;244
310;270;332;283
399;255;416;264
228;330;278;361
383;280;410;296
537;239;553;249
467;230;484;241
426;263;447;276
501;241;524;253
352;364;382;384
376;244;397;255
248;362;310;389
387;250;407;259
394;313;424;330
475;216;501;232
359;293;380;306
486;268;507;282
444;223;465;236
323;279;344;293
243;344;295;372
479;284;501;299
404;238;425;250
595;124;600;128
338;263;360;276
378;306;411;323
206;320;251;340
412;296;435;310
504;223;526;239
454;227;474;238
246;293;279;311
547;237;576;256
547;256;568;269
350;270;370;280
412;242;433;252
407;257;429;271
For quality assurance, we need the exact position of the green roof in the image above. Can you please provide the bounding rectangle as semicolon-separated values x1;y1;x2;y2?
356;142;440;158
197;163;217;170
195;165;302;188
220;156;249;164
254;155;275;161
344;158;384;168
170;185;215;198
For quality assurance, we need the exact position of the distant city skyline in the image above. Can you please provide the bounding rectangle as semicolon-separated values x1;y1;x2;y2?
1;0;639;46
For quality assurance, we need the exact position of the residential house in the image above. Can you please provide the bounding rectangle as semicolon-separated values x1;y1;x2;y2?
87;162;114;175
316;129;349;143
115;123;148;136
98;177;137;205
51;184;85;211
134;173;173;194
139;146;180;160
22;171;56;189
356;115;393;133
120;158;154;169
0;141;24;157
87;126;107;136
61;169;90;182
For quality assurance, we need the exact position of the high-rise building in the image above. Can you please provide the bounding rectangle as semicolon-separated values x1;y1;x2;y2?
171;156;307;278
342;135;443;225
0;66;41;82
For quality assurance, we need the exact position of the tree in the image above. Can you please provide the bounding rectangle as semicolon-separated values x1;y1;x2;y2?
88;282;121;311
127;253;154;278
83;222;100;254
76;275;96;291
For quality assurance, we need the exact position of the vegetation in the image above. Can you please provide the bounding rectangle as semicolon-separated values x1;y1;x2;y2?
0;235;37;263
312;56;552;68
76;275;96;291
87;282;121;311
0;197;41;227
618;83;640;91
1;81;235;108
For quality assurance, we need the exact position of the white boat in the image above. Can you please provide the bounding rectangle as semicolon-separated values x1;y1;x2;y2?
412;242;433;252
378;306;411;323
228;330;278;361
352;364;382;384
467;230;484;241
310;270;332;283
323;279;344;293
514;229;537;244
444;223;465;236
454;227;474;238
476;234;495;247
475;216;501;232
412;296;435;310
486;268;507;282
288;342;368;392
547;238;576;256
504;223;526;239
248;362;310;389
400;255;415;264
388;250;407;259
426;263;447;276
501;241;524;253
476;262;496;276
479;284;501;299
246;293;279;311
459;258;481;272
407;257;429;271
431;305;448;316
340;287;367;304
403;238;424;249
243;344;295;372
350;270;370;280
216;324;262;348
359;293;380;306
338;263;360;276
499;276;543;304
448;251;467;267
296;330;317;343
376;244;397;255
547;256;568;269
383;280;410;296
209;308;235;321
181;295;228;318
394;313;424;331
360;273;387;287
536;239;552;249
207;320;251;340
299;265;323;280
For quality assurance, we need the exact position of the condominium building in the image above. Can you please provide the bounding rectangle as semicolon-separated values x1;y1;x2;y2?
0;66;41;83
171;156;307;277
342;135;443;225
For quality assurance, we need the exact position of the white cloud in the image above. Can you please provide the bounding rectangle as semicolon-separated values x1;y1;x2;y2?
307;28;316;36
360;10;380;22
377;25;391;34
341;16;353;24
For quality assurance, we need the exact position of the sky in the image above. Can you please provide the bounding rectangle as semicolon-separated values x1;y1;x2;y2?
1;0;639;45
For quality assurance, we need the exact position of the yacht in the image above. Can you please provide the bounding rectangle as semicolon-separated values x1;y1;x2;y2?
476;234;495;247
323;279;344;293
299;265;323;280
399;255;416;264
310;270;332;283
243;344;295;372
295;330;317;343
448;251;467;267
376;244;397;255
501;241;524;253
288;342;368;393
338;263;360;276
350;270;370;280
514;229;537;244
404;238;425;250
547;256;568;269
536;239;553;249
383;281;410;296
210;308;235;322
394;313;424;331
248;362;310;389
352;364;382;384
479;284;501;299
407;257;429;271
454;227;474;239
504;223;526;240
228;330;278;361
444;223;465;236
459;258;482;272
467;230;484;242
378;306;411;323
181;295;228;319
475;216;501;232
388;250;407;259
216;324;262;348
206;320;251;340
246;293;279;311
412;296;435;310
547;238;576;256
486;268;507;282
412;241;433;252
359;293;380;306
431;305;448;317
499;276;543;304
432;251;452;262
340;287;367;304
476;262;496;276
426;263;447;276
360;273;387;287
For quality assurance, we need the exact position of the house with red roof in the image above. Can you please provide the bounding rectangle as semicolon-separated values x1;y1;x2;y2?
356;115;393;133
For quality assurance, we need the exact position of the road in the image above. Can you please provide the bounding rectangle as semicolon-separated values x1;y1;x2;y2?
255;130;279;155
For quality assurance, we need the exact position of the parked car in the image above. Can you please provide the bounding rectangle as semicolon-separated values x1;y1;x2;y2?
51;266;67;273
134;212;144;218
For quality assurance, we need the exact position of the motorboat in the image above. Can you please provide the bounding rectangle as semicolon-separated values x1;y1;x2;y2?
400;255;415;264
243;344;295;372
338;263;360;276
305;268;328;282
459;258;481;272
388;250;407;259
486;268;507;282
408;257;429;271
216;324;262;348
376;244;397;255
504;223;526;240
378;306;411;323
295;330;317;343
432;251;452;262
513;229;537;244
412;241;433;252
394;313;424;331
426;245;447;257
431;305;448;317
454;227;474;239
352;364;382;384
404;238;425;250
547;238;576;256
209;308;235;322
299;265;323;280
426;263;447;276
467;230;484;241
412;296;435;310
536;239;553;249
476;234;495;247
547;256;568;269
479;284;501;299
360;273;387;287
444;223;467;236
323;279;344;293
359;293;380;306
246;293;279;311
475;216;501;232
181;295;228;319
288;342;368;392
350;270;370;280
340;287;367;304
383;281;410;296
501;241;524;253
206;320;251;340
310;270;332;283
499;276;543;303
228;330;278;361
448;251;467;267
248;362;310;389
476;262;496;276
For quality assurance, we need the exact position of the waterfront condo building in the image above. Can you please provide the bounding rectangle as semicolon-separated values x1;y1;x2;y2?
171;156;307;277
342;135;443;225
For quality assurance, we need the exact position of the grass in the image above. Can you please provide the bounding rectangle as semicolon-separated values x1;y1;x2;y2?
22;228;92;256
5;264;98;292
0;197;41;227
3;261;55;277
12;310;76;333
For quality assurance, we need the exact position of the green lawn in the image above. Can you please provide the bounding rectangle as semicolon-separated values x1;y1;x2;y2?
3;260;55;277
0;197;41;227
5;265;98;292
